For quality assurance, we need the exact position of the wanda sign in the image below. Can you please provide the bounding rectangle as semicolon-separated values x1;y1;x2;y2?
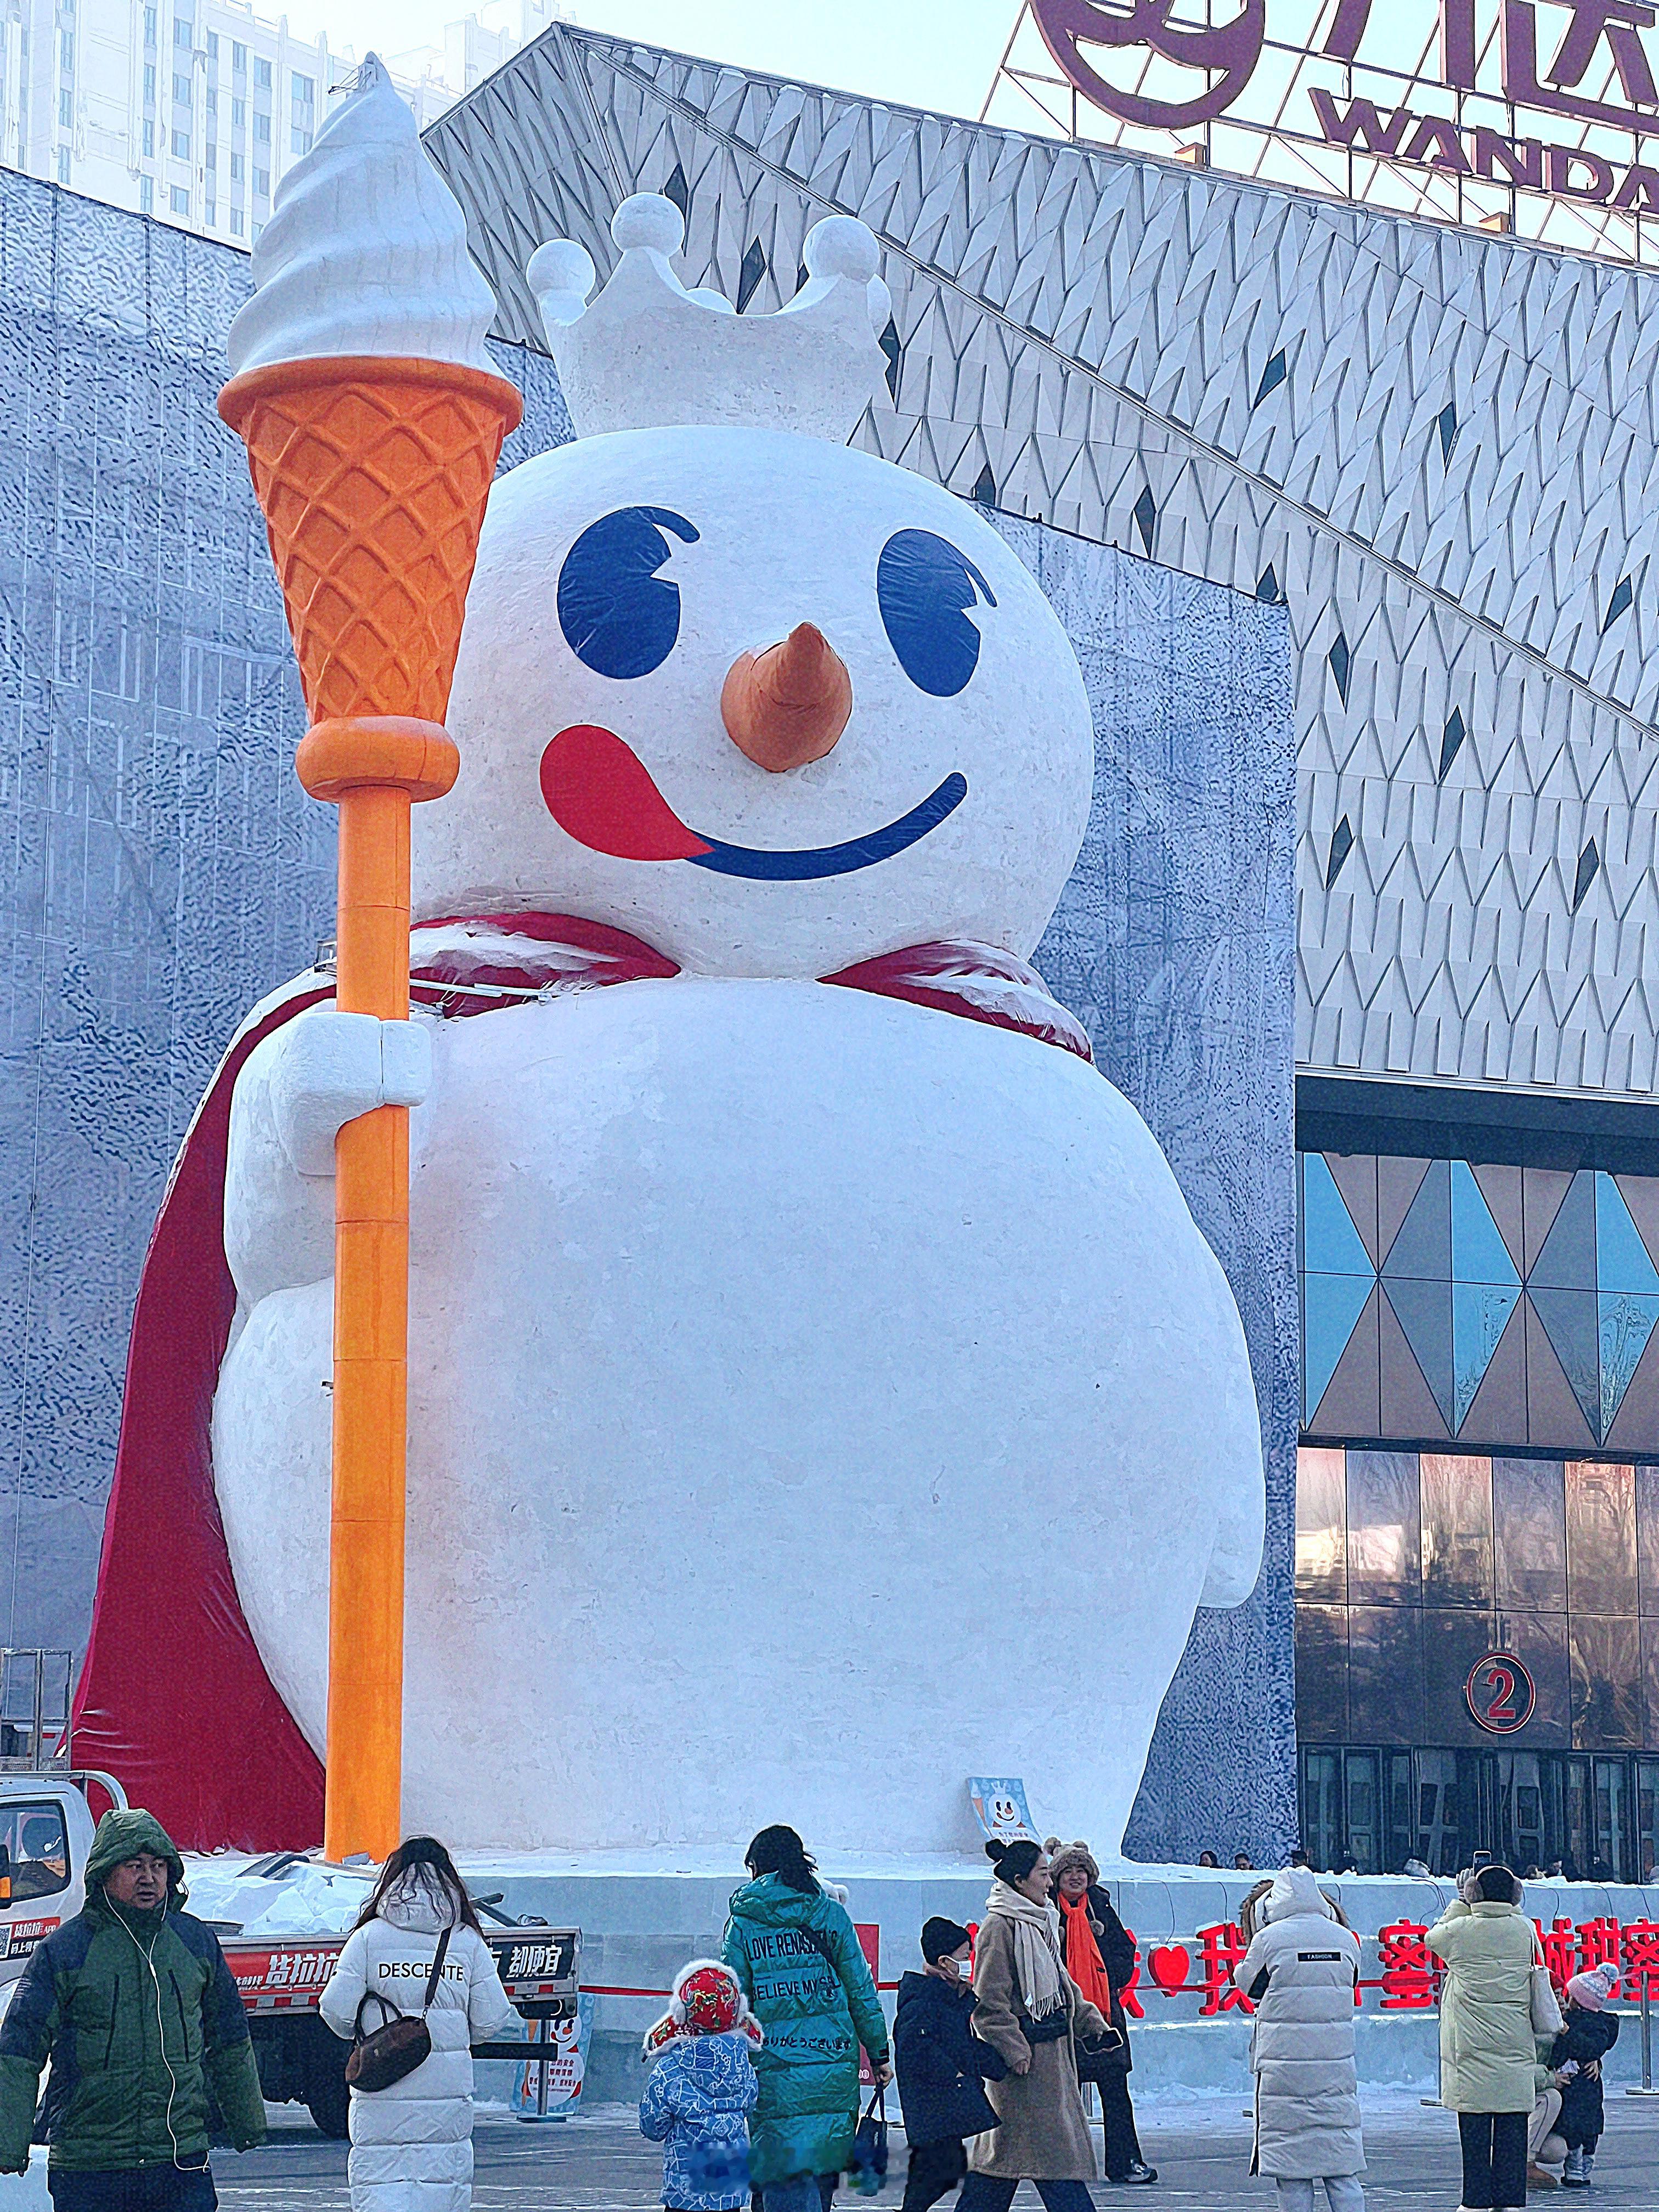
1029;2;1659;214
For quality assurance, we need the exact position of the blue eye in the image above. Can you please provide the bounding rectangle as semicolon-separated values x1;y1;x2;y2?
876;529;997;697
557;505;699;679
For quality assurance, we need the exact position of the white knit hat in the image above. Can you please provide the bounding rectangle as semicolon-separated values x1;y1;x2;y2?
1565;1962;1621;2011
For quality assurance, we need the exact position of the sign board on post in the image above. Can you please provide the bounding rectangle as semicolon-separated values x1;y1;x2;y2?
511;1993;592;2120
969;1778;1037;1842
985;1;1659;266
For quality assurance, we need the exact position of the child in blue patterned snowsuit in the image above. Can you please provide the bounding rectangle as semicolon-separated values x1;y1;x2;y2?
641;1959;761;2212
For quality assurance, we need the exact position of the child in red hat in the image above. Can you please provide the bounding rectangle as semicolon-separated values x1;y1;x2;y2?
642;1960;763;2211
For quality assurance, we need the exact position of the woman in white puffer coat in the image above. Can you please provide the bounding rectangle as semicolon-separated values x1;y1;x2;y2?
1235;1867;1365;2212
320;1836;520;2212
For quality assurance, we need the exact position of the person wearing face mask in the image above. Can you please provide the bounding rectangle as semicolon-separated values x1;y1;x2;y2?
893;1920;1008;2212
958;1839;1116;2212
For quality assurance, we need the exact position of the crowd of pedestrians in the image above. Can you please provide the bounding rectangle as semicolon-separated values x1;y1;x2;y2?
647;1829;1155;2212
0;1804;1628;2212
642;1833;1629;2212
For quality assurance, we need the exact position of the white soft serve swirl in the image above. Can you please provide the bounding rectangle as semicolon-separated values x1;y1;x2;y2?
225;53;498;376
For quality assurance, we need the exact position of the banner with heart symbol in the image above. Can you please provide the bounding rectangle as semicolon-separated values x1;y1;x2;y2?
1147;1944;1191;1993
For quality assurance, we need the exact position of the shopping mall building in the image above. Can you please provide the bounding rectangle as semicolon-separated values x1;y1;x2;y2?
417;5;1659;1881
8;2;1659;1872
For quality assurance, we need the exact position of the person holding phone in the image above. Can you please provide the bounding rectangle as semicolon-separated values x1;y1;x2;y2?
1427;1865;1538;2212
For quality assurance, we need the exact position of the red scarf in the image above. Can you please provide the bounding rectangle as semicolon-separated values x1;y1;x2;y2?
1058;1891;1115;2016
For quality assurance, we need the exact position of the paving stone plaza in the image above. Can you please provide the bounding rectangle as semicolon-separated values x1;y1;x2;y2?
210;2098;1659;2209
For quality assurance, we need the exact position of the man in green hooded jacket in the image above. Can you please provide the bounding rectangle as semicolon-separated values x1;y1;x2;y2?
0;1807;266;2206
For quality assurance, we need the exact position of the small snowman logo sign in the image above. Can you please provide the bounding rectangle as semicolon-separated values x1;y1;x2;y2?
204;189;1266;1855
970;1780;1037;1844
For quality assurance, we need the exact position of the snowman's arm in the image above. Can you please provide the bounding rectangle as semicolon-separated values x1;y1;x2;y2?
223;1010;430;1305
263;1008;430;1176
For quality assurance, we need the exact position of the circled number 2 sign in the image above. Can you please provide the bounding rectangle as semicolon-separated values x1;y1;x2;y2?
1465;1650;1537;1735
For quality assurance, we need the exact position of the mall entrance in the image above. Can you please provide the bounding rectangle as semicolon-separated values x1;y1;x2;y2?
1299;1744;1659;1881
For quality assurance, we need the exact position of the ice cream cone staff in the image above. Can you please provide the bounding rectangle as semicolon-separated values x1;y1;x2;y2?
69;52;1265;1854
215;57;521;1859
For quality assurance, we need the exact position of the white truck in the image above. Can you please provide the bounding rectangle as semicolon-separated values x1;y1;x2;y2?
0;1760;578;2141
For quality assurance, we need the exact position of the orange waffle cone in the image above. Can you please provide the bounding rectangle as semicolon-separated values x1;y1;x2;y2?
219;355;523;725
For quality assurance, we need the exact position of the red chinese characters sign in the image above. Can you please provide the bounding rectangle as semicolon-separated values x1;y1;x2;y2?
1120;1921;1257;2015
1018;1;1659;225
1115;1911;1659;2018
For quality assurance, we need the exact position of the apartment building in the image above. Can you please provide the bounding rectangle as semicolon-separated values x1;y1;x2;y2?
0;0;556;245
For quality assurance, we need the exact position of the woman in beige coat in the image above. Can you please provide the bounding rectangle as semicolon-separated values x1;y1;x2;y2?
1426;1864;1541;2212
959;1838;1116;2212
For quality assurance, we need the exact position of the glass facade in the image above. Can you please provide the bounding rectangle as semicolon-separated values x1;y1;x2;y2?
1296;1433;1659;1875
1301;1152;1659;1450
1299;1736;1659;1883
1296;1109;1659;1878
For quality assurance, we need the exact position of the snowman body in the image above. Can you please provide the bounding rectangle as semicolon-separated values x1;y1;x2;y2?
215;978;1261;1852
209;207;1265;1854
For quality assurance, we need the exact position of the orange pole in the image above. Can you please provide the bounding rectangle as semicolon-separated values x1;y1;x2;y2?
299;718;456;1864
219;357;520;1861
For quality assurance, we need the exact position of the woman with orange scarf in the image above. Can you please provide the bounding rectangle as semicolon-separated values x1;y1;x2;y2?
1045;1841;1157;2188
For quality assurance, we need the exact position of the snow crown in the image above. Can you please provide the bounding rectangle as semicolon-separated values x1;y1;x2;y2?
526;193;892;443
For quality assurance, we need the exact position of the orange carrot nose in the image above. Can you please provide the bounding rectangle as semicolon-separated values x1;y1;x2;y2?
721;623;853;772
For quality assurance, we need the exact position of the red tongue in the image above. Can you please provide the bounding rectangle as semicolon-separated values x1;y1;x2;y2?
539;725;711;862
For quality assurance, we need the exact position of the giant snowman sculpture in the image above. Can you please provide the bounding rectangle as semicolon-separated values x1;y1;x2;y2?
79;72;1263;1855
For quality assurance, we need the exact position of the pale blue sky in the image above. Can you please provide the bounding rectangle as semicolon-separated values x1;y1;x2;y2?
318;0;1023;119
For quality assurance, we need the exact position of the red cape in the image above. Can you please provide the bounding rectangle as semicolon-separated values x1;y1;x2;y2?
71;918;1089;1849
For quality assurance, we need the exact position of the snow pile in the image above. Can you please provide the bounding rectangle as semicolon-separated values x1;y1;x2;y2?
185;1859;374;1937
0;2147;47;2206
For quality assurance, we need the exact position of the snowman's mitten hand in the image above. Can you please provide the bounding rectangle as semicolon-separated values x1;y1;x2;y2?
269;1009;431;1178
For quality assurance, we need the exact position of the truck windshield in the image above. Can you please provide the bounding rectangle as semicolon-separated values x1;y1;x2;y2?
4;1801;69;1901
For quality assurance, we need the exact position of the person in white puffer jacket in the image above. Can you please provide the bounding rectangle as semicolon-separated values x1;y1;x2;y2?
1234;1867;1366;2212
320;1837;519;2212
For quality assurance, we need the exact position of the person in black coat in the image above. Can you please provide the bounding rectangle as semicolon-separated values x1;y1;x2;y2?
1551;1966;1621;2188
1046;1841;1156;2186
893;1918;1008;2212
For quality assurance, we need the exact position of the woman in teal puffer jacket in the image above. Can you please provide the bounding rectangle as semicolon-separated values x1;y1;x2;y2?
722;1826;890;2212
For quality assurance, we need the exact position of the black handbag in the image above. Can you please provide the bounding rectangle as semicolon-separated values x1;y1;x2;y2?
1075;2022;1129;2083
847;2087;889;2194
346;1926;452;2092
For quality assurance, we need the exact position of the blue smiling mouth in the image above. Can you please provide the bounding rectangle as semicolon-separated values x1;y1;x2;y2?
687;773;969;879
538;725;968;879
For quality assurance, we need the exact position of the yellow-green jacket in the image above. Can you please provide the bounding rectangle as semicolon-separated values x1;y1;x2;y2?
1426;1899;1537;2115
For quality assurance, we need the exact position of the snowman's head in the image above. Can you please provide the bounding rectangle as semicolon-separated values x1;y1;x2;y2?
417;198;1093;979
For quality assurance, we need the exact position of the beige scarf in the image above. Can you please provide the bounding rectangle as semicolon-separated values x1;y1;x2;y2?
984;1882;1065;2022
